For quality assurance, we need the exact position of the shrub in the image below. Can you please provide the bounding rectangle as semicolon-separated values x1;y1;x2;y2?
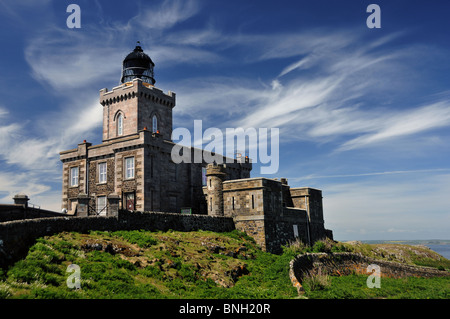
302;269;330;291
331;243;350;253
312;241;327;253
282;238;310;256
140;265;164;279
178;264;198;282
0;283;12;299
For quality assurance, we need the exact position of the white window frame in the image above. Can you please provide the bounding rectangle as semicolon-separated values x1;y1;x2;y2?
117;114;123;136
125;157;135;179
98;162;107;184
97;196;107;216
70;166;79;187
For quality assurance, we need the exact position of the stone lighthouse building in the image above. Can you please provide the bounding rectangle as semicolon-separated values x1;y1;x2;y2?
60;43;251;216
59;44;332;252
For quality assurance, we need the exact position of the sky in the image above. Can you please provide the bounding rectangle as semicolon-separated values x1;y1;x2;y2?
0;0;449;241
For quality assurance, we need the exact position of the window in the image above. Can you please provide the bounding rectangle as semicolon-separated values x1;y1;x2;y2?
201;167;207;186
152;115;158;133
125;157;135;179
117;114;123;136
252;194;255;209
97;196;107;216
98;162;107;183
70;166;79;187
293;225;299;238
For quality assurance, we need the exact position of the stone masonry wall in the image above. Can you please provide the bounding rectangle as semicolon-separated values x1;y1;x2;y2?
64;158;87;205
289;252;450;294
0;210;235;268
0;205;67;223
100;79;175;142
217;177;332;253
88;157;116;208
264;208;310;253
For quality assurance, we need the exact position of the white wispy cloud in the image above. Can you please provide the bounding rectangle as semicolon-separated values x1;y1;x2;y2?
164;27;225;47
0;97;102;171
0;169;63;211
0;95;102;211
24;27;125;91
338;102;450;151
133;0;199;31
214;30;450;153
293;168;450;181
278;56;314;78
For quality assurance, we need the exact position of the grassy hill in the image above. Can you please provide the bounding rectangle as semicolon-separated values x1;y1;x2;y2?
0;229;449;299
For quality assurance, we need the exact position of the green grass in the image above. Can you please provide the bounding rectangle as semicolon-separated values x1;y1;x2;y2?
0;232;448;299
0;230;299;299
303;274;450;299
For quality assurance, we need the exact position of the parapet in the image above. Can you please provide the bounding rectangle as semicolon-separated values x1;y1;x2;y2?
99;78;175;108
206;163;227;178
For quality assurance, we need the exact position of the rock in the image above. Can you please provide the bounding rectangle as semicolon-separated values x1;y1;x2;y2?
201;242;225;254
226;264;249;282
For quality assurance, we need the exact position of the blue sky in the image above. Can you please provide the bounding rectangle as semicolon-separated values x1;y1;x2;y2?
0;0;449;240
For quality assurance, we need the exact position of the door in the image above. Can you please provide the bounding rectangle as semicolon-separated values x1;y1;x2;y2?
125;192;135;211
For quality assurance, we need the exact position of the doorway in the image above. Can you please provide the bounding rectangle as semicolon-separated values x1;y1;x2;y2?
124;192;135;211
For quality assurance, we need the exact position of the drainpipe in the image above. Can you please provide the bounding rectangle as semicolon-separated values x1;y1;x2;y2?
305;196;311;246
84;142;90;212
86;160;89;196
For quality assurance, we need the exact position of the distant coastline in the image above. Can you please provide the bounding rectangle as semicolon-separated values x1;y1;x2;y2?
358;239;450;260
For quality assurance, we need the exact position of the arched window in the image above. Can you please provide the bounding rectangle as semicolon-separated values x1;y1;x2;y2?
152;114;158;133
117;113;123;136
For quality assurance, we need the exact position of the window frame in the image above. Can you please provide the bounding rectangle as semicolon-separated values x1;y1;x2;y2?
117;113;123;136
124;192;135;211
98;162;107;184
125;156;135;180
152;114;158;133
70;166;79;187
96;196;107;215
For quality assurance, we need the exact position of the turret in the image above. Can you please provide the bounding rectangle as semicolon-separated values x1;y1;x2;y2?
206;163;227;216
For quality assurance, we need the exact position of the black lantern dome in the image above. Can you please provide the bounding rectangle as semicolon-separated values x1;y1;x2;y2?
121;42;155;85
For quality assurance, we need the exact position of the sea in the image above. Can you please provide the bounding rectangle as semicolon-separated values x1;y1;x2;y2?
424;244;450;260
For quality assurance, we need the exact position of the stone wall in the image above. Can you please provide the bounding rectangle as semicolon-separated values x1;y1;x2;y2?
289;252;450;294
88;157;116;206
215;177;332;253
0;210;235;268
264;208;310;253
0;205;67;223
